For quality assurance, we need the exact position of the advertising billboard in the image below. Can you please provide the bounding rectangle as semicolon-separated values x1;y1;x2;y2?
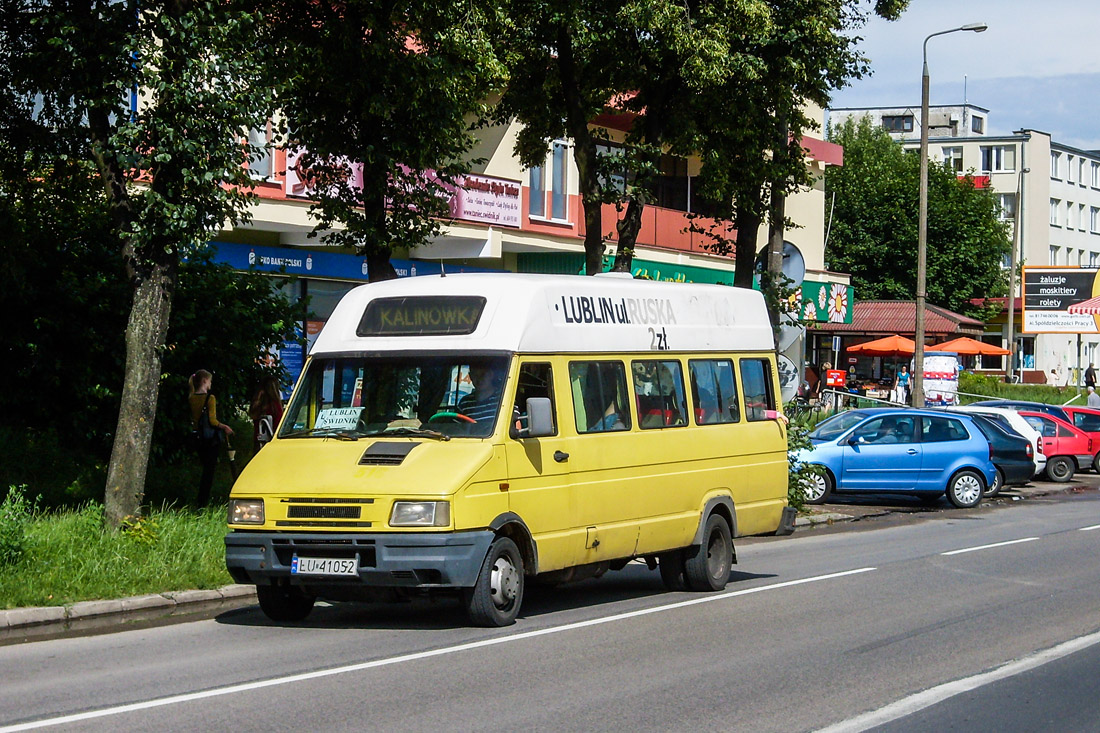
1022;266;1100;334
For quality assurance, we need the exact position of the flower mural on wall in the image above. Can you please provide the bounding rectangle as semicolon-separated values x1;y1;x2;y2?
803;300;818;320
827;283;848;323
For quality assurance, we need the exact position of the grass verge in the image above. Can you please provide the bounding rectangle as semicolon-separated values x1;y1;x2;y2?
0;498;232;610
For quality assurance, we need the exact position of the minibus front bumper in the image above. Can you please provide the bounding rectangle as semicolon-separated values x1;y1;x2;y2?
225;530;494;589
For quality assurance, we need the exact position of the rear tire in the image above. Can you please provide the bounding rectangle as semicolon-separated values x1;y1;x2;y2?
1045;456;1074;483
984;468;1004;498
805;470;833;505
946;469;984;508
683;514;733;591
465;536;524;627
256;584;315;623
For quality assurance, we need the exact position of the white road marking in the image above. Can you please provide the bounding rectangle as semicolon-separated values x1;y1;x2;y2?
816;628;1100;733
940;537;1039;555
0;567;876;732
1079;524;1100;531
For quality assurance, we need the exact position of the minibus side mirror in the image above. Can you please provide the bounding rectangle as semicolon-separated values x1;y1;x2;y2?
524;397;554;438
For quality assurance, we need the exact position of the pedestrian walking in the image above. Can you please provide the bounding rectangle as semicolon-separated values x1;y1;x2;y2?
249;375;284;453
1089;386;1100;408
1086;363;1096;390
189;369;233;506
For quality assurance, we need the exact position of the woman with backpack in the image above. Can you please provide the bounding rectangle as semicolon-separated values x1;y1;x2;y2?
249;375;284;453
189;369;233;506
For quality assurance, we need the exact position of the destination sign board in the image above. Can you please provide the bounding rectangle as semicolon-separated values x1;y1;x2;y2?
357;296;487;336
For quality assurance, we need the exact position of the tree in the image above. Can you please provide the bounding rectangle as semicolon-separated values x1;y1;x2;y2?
824;116;1011;317
262;0;502;281
4;1;279;526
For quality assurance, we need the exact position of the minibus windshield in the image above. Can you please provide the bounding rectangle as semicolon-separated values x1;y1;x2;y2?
808;410;869;441
281;354;510;440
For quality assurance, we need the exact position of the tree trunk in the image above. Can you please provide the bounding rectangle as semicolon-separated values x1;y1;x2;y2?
104;261;175;528
613;197;644;272
571;139;605;276
367;249;398;282
733;208;762;289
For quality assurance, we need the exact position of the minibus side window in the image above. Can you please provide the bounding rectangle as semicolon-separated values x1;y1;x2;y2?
739;358;775;422
631;360;687;428
569;361;632;433
689;359;740;424
512;363;556;436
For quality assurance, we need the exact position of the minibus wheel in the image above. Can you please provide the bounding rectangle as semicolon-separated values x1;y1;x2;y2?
683;514;733;592
465;536;524;627
256;584;315;623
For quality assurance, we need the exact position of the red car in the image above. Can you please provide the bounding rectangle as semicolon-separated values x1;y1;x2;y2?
1059;406;1100;471
1019;411;1093;482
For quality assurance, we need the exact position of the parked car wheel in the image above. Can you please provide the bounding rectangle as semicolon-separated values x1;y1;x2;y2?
946;469;984;508
1044;456;1075;483
1092;452;1100;473
805;469;833;505
984;468;1004;498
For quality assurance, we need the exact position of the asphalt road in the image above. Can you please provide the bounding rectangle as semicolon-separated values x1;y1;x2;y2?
2;490;1099;732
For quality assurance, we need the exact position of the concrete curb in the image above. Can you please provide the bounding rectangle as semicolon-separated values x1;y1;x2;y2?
0;584;257;634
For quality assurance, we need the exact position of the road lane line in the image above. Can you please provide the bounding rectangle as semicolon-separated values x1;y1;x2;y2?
816;627;1100;733
0;567;876;732
940;537;1039;556
1080;524;1100;531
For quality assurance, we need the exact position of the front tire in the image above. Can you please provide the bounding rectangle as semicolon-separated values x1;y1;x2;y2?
683;514;733;591
946;469;984;508
984;468;1004;498
805;469;833;505
1045;456;1074;482
465;536;524;627
256;584;316;623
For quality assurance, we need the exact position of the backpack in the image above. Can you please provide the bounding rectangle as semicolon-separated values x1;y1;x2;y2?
192;394;219;446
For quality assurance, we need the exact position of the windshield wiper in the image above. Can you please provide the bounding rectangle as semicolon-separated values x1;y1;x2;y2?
282;428;363;441
380;426;451;441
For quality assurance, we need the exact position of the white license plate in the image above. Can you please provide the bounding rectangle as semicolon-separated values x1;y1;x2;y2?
291;555;357;576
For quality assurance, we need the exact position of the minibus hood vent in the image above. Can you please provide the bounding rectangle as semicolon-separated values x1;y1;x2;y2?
359;442;420;466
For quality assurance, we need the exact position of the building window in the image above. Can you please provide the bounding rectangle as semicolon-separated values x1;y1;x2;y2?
1092;162;1100;188
1067;155;1076;183
529;140;569;221
942;147;963;173
1051;151;1062;179
1051;199;1061;226
1068;201;1075;228
971;115;984;134
981;145;1015;173
1091;207;1100;233
1081;203;1088;231
997;193;1016;221
1050;245;1060;265
247;124;274;180
1080;159;1088;186
882;115;914;133
1091;251;1099;268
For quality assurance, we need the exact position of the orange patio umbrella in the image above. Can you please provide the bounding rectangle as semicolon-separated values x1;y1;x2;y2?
846;334;916;358
927;336;1010;356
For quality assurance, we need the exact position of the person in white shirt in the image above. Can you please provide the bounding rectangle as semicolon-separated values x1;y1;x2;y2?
1088;386;1100;408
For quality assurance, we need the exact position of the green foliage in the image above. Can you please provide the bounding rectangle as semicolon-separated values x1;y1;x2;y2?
264;0;503;276
785;409;824;512
0;504;232;609
825;117;1012;317
958;372;1070;405
0;486;35;567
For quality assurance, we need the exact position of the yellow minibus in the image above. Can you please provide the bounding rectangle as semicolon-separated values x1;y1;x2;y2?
226;273;792;626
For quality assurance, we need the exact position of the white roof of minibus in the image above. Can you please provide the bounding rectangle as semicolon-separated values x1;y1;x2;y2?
311;273;775;355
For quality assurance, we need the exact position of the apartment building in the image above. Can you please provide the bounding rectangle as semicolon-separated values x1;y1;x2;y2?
221;106;852;385
829;103;1100;380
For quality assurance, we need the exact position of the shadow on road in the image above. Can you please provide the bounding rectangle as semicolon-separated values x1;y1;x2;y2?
215;563;777;631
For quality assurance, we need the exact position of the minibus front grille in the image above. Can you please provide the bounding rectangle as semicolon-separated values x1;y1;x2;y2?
274;520;373;528
286;505;362;519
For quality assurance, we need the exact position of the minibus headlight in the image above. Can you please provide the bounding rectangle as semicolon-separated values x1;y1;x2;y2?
390;501;450;527
228;499;265;525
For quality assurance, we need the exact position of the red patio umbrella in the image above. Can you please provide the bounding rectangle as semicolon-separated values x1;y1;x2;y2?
927;336;1010;356
846;334;916;358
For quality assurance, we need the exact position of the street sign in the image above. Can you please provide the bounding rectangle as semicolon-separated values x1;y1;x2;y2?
832;335;841;352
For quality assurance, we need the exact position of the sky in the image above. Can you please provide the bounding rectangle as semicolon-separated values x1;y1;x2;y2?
829;0;1100;150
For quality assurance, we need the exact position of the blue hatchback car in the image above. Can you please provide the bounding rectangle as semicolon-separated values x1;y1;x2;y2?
796;408;996;508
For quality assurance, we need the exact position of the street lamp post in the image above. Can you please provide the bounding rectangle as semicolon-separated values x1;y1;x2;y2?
914;22;987;407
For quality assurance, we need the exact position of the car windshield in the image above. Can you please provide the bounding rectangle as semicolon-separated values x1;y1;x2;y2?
809;411;869;441
281;354;510;440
